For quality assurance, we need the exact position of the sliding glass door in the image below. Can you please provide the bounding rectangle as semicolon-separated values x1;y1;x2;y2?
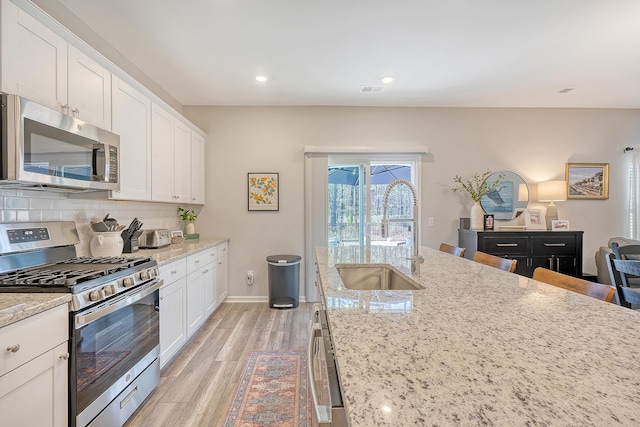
328;156;418;248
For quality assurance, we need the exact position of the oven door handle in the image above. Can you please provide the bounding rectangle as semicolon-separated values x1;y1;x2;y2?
75;279;163;329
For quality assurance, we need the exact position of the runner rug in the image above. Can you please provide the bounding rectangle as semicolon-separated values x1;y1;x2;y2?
223;350;310;427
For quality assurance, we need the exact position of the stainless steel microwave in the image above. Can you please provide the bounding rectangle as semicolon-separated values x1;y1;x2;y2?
0;94;119;191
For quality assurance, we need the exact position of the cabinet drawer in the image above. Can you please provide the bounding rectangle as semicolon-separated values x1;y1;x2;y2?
532;235;576;255
482;236;529;254
159;258;187;286
0;304;68;377
187;248;215;272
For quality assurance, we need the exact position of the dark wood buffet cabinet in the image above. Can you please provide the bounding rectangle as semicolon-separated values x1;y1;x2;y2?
458;229;584;278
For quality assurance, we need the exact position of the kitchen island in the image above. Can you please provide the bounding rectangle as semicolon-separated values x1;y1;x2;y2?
316;246;640;426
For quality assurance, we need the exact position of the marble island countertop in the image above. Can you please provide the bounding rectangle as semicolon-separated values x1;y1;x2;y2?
316;245;640;426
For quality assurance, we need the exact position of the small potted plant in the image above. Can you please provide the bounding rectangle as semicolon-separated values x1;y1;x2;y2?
452;170;503;230
178;207;198;236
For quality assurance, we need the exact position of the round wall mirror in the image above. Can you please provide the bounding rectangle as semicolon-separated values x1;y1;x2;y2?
480;171;529;220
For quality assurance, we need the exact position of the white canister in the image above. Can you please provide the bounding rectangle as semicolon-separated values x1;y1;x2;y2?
90;231;124;257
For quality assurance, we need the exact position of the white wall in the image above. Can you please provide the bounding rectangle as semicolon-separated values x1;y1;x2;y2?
184;105;640;299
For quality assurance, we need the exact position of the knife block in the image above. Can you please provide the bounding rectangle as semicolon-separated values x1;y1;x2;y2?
123;237;139;253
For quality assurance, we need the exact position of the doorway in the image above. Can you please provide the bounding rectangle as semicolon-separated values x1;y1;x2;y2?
328;157;418;248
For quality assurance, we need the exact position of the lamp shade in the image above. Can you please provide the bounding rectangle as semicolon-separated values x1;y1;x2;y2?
538;181;567;202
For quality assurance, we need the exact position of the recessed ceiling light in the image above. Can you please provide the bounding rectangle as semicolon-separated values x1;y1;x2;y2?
255;75;268;83
381;76;394;84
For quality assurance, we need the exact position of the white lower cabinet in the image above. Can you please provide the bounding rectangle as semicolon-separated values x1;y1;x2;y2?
158;243;228;367
0;304;69;427
159;258;187;368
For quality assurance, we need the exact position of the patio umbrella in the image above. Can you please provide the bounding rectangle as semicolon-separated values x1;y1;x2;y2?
328;165;411;186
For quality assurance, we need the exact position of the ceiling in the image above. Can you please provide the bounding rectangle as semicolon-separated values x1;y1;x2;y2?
55;0;640;108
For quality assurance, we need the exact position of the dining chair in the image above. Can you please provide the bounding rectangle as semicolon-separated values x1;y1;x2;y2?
438;243;466;257
532;267;616;303
607;254;640;307
472;251;517;273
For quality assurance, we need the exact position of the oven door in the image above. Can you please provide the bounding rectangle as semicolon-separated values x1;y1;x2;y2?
70;280;161;427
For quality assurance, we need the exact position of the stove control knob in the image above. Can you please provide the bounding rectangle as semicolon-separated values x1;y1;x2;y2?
89;290;102;302
103;284;117;296
123;277;135;287
150;268;158;277
140;270;150;280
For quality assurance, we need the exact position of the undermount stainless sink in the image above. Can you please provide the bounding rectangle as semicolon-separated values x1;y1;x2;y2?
334;264;423;291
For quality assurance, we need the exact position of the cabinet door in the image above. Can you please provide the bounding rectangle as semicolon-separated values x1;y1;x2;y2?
204;264;217;317
191;132;206;204
151;103;175;202
186;269;205;337
67;45;111;129
531;256;578;277
159;277;187;368
111;77;152;201
173;120;192;203
216;254;228;304
0;342;68;427
1;1;67;110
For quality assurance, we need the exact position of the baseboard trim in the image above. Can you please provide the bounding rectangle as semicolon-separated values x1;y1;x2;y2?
224;296;310;303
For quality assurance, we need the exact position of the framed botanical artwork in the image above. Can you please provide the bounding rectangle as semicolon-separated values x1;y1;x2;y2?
524;208;546;230
565;163;609;199
551;220;570;231
248;173;279;211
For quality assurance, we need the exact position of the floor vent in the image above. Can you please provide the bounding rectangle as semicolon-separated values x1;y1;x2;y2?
360;86;384;93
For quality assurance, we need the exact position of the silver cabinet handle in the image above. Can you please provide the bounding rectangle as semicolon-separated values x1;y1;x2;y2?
496;243;518;247
544;243;566;247
6;344;20;353
71;107;80;115
61;104;69;112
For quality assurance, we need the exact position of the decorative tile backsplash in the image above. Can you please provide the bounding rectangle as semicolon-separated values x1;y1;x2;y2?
0;189;187;256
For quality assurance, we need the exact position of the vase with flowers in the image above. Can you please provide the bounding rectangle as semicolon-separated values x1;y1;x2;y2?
178;207;198;236
452;170;504;230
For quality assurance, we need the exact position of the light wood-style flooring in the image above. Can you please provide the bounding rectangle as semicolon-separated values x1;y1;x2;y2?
125;302;311;427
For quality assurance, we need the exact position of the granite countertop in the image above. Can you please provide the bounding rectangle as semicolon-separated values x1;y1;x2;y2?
134;237;228;266
316;245;640;426
0;294;71;329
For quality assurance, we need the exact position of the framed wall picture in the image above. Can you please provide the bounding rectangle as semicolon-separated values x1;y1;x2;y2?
551;220;570;231
248;173;279;211
524;208;546;230
565;163;609;199
484;214;495;231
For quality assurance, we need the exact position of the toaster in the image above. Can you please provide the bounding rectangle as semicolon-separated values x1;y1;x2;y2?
139;229;171;249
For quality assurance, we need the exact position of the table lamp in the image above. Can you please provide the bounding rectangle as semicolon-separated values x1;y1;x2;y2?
538;181;567;230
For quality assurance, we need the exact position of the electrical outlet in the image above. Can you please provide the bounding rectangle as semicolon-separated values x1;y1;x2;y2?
428;217;435;227
247;270;254;285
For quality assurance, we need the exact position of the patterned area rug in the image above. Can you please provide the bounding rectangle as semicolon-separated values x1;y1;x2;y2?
223;350;310;427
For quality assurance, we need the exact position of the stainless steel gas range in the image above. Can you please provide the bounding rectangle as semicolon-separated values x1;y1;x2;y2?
0;221;162;427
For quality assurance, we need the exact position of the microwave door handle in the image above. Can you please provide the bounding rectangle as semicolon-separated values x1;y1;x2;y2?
92;145;105;180
308;323;332;425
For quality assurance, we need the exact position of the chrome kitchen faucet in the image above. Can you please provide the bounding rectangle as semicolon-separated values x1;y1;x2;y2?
381;178;424;275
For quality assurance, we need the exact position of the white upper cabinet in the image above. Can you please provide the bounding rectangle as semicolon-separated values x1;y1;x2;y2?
191;132;206;204
173;120;192;203
1;0;111;129
151;103;175;202
67;45;112;129
1;1;67;109
112;76;152;201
